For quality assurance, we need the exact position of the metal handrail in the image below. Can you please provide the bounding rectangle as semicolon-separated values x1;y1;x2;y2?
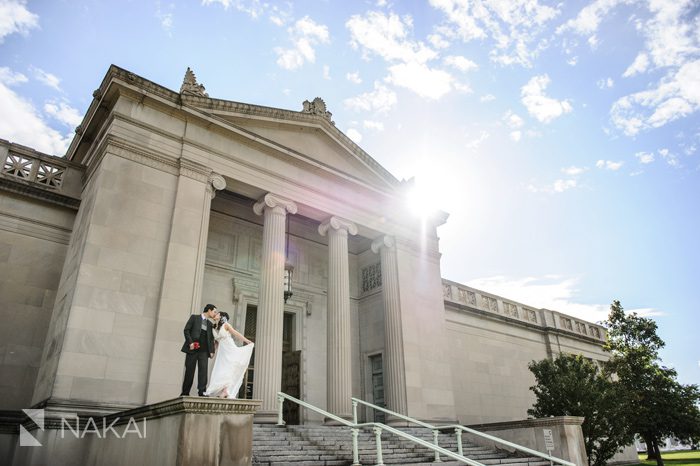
276;392;484;466
353;397;577;466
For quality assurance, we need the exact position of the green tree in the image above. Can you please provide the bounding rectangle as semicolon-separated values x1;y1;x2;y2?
604;300;700;466
528;354;632;466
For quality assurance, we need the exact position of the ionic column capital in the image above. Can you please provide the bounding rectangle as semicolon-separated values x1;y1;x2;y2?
253;193;298;216
206;173;226;198
318;216;358;237
371;235;395;253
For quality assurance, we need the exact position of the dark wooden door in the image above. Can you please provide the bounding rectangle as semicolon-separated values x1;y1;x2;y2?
282;350;301;424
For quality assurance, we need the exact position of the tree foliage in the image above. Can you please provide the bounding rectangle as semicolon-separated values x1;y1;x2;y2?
603;300;700;466
528;354;632;466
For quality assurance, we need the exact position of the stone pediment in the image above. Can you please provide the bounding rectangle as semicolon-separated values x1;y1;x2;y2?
68;66;400;194
209;110;396;190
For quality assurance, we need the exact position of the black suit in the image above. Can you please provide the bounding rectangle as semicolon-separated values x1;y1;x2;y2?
181;314;216;396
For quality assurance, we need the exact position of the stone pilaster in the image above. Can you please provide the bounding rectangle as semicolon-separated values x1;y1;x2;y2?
192;173;226;310
252;193;297;422
145;163;224;404
371;235;408;419
319;216;357;421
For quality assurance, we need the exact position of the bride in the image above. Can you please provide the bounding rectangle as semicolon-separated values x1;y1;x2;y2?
205;312;254;398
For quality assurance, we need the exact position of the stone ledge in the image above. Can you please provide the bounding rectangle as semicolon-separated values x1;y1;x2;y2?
467;416;584;431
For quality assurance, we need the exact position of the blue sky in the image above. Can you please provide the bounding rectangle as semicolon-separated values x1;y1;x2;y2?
1;0;698;386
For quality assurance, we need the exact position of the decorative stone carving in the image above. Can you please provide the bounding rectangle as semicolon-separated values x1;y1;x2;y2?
207;173;227;198
361;263;382;293
443;284;452;299
180;67;209;97
92;88;102;99
561;317;573;331
482;295;498;313
456;288;477;306
591;326;601;339
75;124;84;136
253;193;298;217
504;302;519;318
525;308;537;323
302;97;333;122
318;216;358;237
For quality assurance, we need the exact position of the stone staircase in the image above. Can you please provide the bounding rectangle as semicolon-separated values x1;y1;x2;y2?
253;424;553;465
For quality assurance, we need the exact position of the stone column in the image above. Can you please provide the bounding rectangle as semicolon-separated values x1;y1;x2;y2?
252;193;297;423
371;235;407;419
192;173;226;310
319;216;357;421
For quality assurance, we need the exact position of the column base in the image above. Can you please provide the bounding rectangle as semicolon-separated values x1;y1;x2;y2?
254;409;281;424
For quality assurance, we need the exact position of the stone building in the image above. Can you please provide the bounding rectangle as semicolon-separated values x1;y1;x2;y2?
0;66;610;431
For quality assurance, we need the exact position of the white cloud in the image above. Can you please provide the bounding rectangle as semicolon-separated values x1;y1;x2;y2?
611;59;700;135
596;159;624;170
561;166;588;176
428;33;450;49
466;130;490;150
344;81;397;114
466;275;662;322
597;77;614;89
363;120;384;131
201;0;266;18
386;61;453;100
0;67;28;85
155;2;174;34
429;0;559;67
0;76;72;155
453;81;473;94
566;56;578;66
347;11;455;99
635;151;655;164
521;74;573;123
346;128;363;143
557;0;634;36
443;55;478;72
346;71;362;84
510;131;522;142
322;65;331;80
503;110;524;128
527;178;578;193
0;0;39;43
623;52;650;77
347;11;437;64
31;67;61;91
658;148;679;167
480;94;496;102
44;101;82;128
275;16;330;71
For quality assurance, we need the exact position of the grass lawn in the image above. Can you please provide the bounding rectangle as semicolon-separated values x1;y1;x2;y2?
631;450;700;466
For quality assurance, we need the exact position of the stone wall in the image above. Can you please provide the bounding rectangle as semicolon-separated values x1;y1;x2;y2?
0;140;82;409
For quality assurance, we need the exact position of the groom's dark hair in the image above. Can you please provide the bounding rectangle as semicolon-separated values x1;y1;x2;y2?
203;304;217;313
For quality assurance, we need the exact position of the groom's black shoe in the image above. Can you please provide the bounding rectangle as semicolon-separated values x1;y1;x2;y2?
198;392;208;397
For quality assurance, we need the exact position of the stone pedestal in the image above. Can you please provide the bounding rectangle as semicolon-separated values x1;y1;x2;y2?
10;397;261;466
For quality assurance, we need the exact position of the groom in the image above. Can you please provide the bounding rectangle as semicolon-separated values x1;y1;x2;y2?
180;304;218;396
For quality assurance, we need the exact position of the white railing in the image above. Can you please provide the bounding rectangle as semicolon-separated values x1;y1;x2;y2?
276;392;485;466
353;397;577;466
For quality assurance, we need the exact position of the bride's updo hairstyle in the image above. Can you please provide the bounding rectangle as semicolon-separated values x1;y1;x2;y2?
217;312;230;330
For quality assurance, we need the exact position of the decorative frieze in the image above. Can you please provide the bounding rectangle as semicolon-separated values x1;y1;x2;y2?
560;317;573;331
591;326;601;339
443;284;453;299
504;302;519;318
361;262;382;293
576;321;588;335
457;288;477;306
481;295;498;313
302;97;333;123
524;308;537;323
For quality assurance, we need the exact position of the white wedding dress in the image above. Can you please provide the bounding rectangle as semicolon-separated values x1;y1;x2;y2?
205;324;254;398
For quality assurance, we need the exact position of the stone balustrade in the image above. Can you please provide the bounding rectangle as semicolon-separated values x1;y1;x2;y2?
442;279;607;342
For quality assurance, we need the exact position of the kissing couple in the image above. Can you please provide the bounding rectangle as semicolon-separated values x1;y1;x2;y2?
180;304;254;398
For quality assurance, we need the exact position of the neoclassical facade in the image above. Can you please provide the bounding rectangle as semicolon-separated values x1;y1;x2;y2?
0;66;609;430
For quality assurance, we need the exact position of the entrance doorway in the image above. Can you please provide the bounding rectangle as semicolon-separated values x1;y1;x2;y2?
240;306;301;424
